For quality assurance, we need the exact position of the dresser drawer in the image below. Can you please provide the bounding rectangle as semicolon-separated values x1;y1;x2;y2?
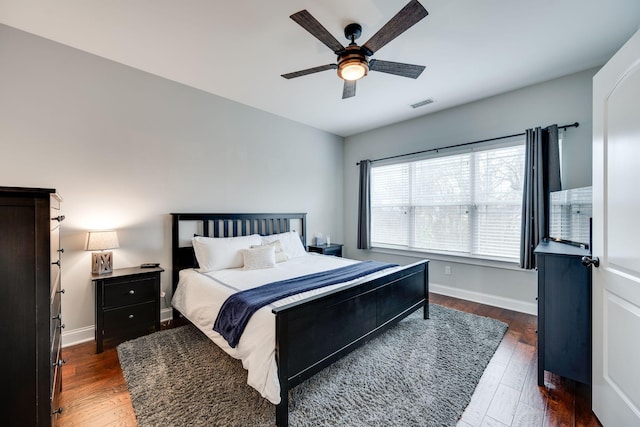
103;276;157;308
51;342;62;424
50;193;61;211
51;323;61;365
50;338;62;398
50;262;61;295
51;368;62;424
50;224;61;292
103;301;157;336
50;194;62;225
50;288;62;341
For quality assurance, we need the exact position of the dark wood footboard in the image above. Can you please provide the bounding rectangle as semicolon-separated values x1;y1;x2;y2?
273;260;429;427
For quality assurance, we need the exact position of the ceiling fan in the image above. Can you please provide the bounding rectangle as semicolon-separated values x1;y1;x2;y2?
281;0;429;99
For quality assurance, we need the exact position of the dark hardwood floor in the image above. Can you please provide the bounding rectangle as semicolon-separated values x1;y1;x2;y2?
434;294;601;427
57;293;602;426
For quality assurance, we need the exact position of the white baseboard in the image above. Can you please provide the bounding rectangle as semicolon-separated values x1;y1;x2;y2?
161;307;173;323
61;325;95;348
430;282;537;316
62;308;175;348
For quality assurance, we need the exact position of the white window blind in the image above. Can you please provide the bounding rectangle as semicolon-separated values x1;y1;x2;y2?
370;143;525;261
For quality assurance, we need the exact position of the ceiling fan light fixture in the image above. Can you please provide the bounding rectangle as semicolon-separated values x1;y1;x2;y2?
284;1;429;97
338;57;369;81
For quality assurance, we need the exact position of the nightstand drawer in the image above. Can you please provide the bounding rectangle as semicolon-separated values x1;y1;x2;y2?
308;243;343;257
103;276;157;307
103;301;156;335
322;246;342;257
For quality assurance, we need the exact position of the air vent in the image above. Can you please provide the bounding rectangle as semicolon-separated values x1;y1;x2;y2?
411;98;435;109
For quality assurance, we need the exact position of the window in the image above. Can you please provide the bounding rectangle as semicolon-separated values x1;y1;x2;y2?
370;142;525;261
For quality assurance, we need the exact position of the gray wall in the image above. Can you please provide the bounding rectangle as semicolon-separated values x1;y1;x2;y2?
0;24;344;341
344;68;596;313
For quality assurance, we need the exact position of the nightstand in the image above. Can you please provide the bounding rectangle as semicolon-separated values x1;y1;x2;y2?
92;266;164;353
307;243;344;257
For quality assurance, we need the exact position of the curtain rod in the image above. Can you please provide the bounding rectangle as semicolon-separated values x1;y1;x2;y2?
356;122;579;166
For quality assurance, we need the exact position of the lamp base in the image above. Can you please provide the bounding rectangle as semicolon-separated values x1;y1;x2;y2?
92;251;113;274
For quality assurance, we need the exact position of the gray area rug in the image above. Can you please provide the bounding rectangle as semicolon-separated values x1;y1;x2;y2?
117;304;507;426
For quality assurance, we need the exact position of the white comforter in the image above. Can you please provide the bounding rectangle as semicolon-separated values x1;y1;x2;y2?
171;254;401;404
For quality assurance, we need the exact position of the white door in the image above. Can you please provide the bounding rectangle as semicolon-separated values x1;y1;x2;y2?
592;29;640;426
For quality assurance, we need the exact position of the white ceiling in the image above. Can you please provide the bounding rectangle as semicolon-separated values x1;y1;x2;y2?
1;0;639;137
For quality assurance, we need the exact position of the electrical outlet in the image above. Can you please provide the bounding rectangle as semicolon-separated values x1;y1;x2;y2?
444;265;451;275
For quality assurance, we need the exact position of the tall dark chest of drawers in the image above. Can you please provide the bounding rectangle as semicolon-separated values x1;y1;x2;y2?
535;239;592;386
0;187;64;426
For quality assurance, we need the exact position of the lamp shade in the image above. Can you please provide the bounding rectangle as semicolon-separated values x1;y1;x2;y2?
85;231;119;251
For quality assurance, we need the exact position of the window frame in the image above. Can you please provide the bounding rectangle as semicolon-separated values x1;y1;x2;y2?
369;137;526;263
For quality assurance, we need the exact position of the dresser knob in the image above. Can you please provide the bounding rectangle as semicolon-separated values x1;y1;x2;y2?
128;314;134;319
52;260;61;267
53;359;66;367
57;288;65;294
52;407;63;415
52;215;65;222
58;248;65;253
58;323;65;330
52;313;62;321
128;290;135;295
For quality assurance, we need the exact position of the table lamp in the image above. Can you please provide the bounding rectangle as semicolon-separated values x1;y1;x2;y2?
86;230;119;274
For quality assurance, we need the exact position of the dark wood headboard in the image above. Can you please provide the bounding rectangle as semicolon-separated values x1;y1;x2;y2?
170;212;307;295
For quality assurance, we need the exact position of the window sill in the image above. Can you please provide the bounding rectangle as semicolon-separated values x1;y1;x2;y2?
369;246;531;272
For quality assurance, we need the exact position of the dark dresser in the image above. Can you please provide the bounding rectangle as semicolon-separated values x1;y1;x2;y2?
535;239;591;386
0;186;64;426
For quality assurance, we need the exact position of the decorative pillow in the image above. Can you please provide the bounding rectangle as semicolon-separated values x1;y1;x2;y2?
241;245;277;270
192;234;262;272
251;240;289;263
261;231;307;258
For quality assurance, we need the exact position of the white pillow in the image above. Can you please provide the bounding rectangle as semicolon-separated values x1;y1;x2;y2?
192;234;262;272
241;245;276;270
251;240;289;263
261;231;307;258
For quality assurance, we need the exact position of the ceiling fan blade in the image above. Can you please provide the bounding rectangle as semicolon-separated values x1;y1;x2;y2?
369;59;425;79
290;10;345;53
281;64;337;79
342;80;356;99
363;0;428;54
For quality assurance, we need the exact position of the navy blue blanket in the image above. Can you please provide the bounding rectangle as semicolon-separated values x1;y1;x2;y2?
213;260;397;348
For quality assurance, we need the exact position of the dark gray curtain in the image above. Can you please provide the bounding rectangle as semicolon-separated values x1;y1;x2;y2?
357;160;372;249
520;125;561;269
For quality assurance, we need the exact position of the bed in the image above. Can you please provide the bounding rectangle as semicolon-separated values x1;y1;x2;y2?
171;212;429;426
